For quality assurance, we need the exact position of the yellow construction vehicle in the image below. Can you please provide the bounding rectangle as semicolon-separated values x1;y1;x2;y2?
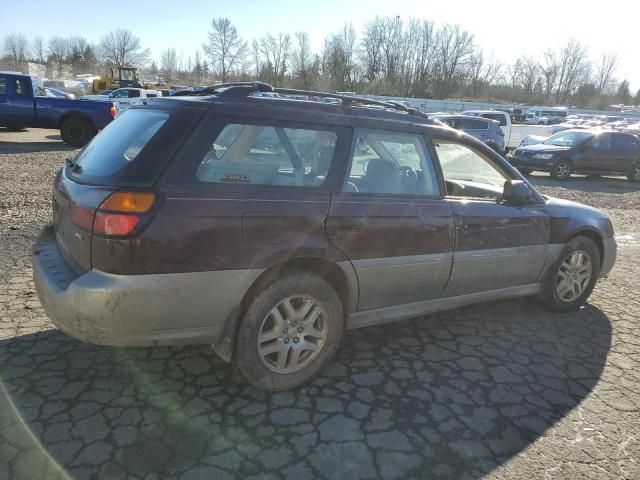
91;67;143;93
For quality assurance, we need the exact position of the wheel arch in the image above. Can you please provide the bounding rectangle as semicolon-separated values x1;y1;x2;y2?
212;256;356;363
58;112;94;130
568;228;604;266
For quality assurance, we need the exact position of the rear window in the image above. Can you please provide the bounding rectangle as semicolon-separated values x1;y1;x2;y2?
69;108;199;185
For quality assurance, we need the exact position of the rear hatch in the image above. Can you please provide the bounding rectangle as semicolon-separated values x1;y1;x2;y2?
53;105;203;272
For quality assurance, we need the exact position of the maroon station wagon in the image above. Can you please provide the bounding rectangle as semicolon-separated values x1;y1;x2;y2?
33;83;617;390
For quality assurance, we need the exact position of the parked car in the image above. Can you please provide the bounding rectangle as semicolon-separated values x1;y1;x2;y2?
0;72;118;146
461;109;554;150
434;114;505;153
33;84;617;391
507;129;640;181
525;108;568;125
44;87;76;100
82;87;150;111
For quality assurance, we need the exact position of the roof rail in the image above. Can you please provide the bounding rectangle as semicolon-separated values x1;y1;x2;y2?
274;88;428;118
171;81;273;97
171;81;429;119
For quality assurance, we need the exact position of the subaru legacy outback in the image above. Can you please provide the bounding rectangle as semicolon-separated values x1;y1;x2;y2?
33;82;617;391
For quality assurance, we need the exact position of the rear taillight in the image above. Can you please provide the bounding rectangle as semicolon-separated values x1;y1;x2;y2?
110;105;117;118
71;191;156;237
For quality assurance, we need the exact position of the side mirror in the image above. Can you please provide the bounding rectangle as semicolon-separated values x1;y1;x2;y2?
503;180;533;205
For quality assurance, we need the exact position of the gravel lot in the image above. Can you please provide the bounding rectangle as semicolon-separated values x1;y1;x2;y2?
1;129;639;480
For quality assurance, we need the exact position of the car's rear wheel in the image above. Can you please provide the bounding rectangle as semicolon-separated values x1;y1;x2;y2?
60;117;94;147
551;159;572;180
627;164;640;183
236;271;344;391
540;236;600;312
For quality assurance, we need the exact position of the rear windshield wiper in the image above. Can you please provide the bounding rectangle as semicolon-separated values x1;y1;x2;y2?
65;157;82;173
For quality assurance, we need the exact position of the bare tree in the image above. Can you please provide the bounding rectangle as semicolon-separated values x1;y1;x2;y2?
468;50;502;98
433;24;474;98
360;17;385;82
203;18;247;82
260;33;292;87
3;33;29;71
161;48;178;83
540;50;559;104
31;36;45;63
292;32;313;89
554;39;590;104
595;53;617;96
47;35;69;77
322;24;358;91
251;39;260;79
99;29;150;68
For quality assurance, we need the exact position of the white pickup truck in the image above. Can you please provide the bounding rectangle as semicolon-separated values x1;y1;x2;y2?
461;110;554;151
81;88;158;111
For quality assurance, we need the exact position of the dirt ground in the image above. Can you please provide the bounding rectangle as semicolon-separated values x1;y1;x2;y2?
1;128;639;480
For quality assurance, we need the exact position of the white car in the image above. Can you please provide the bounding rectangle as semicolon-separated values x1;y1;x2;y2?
81;88;150;110
461;110;554;150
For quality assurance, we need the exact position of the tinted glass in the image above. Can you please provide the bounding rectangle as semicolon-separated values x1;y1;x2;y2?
129;90;141;98
0;77;6;95
544;131;592;147
433;138;508;198
481;113;507;126
612;133;637;151
590;133;612;150
14;78;30;97
67;108;202;186
457;118;487;130
345;129;439;195
196;124;337;187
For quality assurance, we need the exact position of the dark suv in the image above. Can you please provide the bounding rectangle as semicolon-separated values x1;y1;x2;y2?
508;129;640;181
33;83;617;391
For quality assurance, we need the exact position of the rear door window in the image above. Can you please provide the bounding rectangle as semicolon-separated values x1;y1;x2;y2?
612;133;637;151
481;113;507;126
590;133;612;150
457;118;487;130
196;123;337;188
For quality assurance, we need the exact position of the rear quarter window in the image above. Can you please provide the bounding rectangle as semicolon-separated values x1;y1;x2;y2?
69;107;201;186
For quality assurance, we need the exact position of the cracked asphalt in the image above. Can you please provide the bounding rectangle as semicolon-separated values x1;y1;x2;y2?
1;129;639;479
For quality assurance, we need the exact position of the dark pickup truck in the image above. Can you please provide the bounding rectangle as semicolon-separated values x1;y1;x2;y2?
0;72;117;147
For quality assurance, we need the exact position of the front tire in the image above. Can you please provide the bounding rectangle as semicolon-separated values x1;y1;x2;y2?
60;117;94;147
550;159;572;180
236;271;344;391
540;236;601;312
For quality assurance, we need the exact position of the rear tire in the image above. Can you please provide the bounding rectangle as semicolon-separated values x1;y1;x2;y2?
539;236;600;312
550;159;572;180
235;271;344;391
60;117;94;147
627;164;640;183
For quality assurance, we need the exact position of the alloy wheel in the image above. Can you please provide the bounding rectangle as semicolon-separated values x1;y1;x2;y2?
555;250;592;302
555;162;570;179
257;295;328;373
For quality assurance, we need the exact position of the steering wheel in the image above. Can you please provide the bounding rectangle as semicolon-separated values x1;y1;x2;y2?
398;166;418;193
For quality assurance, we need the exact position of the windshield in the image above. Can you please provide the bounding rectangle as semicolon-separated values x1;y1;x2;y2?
543;131;592;147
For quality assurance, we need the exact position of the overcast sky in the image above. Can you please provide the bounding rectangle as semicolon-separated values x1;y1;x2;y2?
2;0;637;90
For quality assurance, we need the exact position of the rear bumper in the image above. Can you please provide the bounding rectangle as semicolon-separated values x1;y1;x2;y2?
601;236;617;277
32;225;263;347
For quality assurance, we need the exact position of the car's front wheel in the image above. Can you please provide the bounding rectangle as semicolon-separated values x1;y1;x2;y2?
236;271;344;391
551;159;572;180
627;164;640;183
540;236;601;312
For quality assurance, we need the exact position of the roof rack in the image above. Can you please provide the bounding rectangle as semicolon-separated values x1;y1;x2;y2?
172;81;428;119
